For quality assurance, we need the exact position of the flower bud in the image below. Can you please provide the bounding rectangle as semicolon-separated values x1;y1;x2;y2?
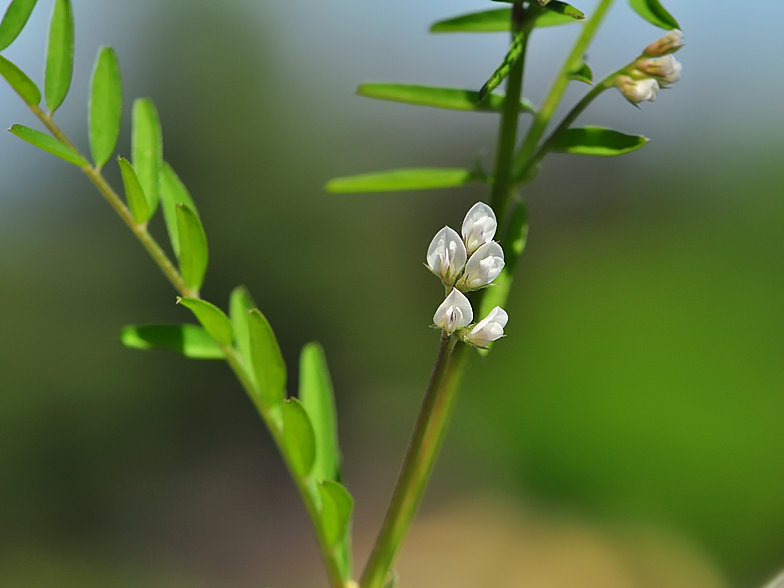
458;241;505;290
433;288;473;334
464;306;508;348
636;54;682;85
643;29;683;57
461;202;497;255
427;226;467;286
615;75;660;103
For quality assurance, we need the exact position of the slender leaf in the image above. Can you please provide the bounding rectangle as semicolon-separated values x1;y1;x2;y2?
248;308;286;410
229;286;255;369
300;343;340;482
357;83;533;114
160;162;197;258
132;98;162;215
44;0;73;113
89;47;122;169
318;480;354;548
326;168;477;193
569;62;593;85
628;0;679;30
543;1;584;19
176;203;208;293
117;158;150;224
177;297;233;347
8;123;86;166
0;55;40;105
120;324;225;359
0;0;38;51
430;7;577;33
551;126;648;156
282;398;316;479
478;31;524;103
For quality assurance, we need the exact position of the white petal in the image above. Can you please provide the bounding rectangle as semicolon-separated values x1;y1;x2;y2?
461;241;505;289
466;306;508;347
461;202;497;254
433;288;473;334
426;226;467;282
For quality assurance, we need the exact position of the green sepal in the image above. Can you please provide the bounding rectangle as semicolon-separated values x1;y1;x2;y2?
326;168;478;193
282;397;316;479
120;323;225;359
117;157;151;224
177;297;234;348
44;0;74;113
0;0;39;51
357;83;533;113
569;62;593;85
248;308;286;410
628;0;679;30
477;31;525;104
176;203;208;293
131;98;163;216
0;55;40;105
318;480;354;548
88;47;122;169
300;343;340;482
8;123;87;166
160;162;198;259
551;126;649;156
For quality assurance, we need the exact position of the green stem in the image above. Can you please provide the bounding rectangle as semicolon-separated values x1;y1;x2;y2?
361;334;459;588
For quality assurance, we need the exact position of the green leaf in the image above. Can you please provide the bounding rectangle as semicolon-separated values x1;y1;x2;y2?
177;297;233;347
248;308;286;410
543;1;585;19
89;47;122;169
132;98;163;216
44;0;73;113
117;158;150;224
357;83;533;114
318;480;354;548
0;55;40;105
229;286;256;370
282;398;316;480
478;31;525;103
569;62;593;85
300;343;340;482
175;203;208;293
551;126;649;156
160;162;197;259
120;324;225;359
430;7;577;33
628;0;679;29
0;0;39;51
8;123;87;166
326;168;477;193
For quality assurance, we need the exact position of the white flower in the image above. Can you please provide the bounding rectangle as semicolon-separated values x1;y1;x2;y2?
461;202;497;255
433;288;473;334
616;75;660;103
637;54;682;85
464;306;508;348
644;29;684;57
458;241;505;290
426;226;467;285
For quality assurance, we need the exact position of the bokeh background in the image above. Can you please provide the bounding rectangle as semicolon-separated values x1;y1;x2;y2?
2;1;783;587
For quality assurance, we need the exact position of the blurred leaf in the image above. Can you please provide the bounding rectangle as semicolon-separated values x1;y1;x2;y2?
300;343;340;482
357;83;533;113
430;7;577;33
0;55;40;105
120;324;225;359
117;157;150;224
0;0;38;51
542;1;584;19
132;98;163;216
569;62;593;84
551;126;648;156
8;123;86;166
536;10;582;26
44;0;73;113
88;47;122;169
318;480;354;548
282;398;316;479
229;285;255;364
248;308;286;410
160;162;197;259
176;203;208;293
326;168;477;193
177;297;233;347
628;0;679;29
478;31;524;103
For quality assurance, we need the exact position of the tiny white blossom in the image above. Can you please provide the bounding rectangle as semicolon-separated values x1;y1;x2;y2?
616;75;660;103
644;29;684;57
461;202;497;255
433;288;473;334
637;54;682;85
459;241;505;290
426;226;467;285
464;306;508;348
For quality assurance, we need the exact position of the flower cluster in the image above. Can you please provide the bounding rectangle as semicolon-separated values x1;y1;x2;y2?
427;202;508;348
616;29;683;104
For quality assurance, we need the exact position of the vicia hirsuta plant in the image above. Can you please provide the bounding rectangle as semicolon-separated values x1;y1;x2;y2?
0;0;683;587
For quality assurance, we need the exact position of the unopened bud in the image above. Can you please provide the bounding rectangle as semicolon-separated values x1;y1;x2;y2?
615;75;659;103
644;29;683;57
637;54;682;85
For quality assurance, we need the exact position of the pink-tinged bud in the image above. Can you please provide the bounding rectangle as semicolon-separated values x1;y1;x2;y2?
616;75;660;103
637;54;682;85
433;288;473;334
644;29;683;57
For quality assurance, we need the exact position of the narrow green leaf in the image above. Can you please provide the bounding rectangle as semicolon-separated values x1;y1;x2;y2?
569;62;593;85
478;31;525;103
326;168;477;193
543;1;585;19
132;98;162;216
8;123;86;166
430;7;577;33
551;126;649;156
628;0;679;30
300;343;340;482
318;480;354;548
229;286;255;366
120;324;225;359
175;203;208;293
0;55;40;105
177;297;233;347
282;398;316;479
44;0;73;113
160;162;197;259
89;47;122;169
117;158;150;224
0;0;38;51
248;308;286;410
357;83;533;114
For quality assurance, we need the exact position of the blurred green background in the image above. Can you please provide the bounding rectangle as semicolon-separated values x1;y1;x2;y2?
2;1;783;587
